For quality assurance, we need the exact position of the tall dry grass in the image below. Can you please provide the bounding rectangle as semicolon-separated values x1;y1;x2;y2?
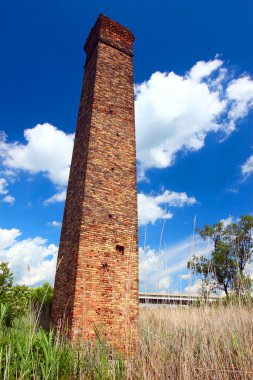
131;304;253;380
0;303;252;379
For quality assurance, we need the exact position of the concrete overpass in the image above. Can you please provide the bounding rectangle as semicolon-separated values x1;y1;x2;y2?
139;292;219;306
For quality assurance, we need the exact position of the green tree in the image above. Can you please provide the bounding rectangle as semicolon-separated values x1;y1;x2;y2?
0;262;13;304
187;215;253;296
0;262;29;325
30;282;54;307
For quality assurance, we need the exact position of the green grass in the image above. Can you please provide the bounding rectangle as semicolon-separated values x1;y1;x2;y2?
0;304;125;379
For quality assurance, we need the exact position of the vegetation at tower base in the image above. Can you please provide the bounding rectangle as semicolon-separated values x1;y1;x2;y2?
0;303;253;379
0;215;252;378
0;263;253;378
187;214;253;297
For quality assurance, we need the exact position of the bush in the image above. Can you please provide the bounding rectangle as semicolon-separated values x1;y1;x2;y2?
215;293;253;307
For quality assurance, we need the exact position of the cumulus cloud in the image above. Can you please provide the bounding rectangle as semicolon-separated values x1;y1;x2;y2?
1;58;253;194
138;189;196;226
48;220;62;227
0;123;74;187
0;227;57;286
139;237;211;292
0;177;15;205
138;194;173;226
246;261;253;280
0;178;8;195
180;273;191;280
242;154;253;177
189;59;223;82
0;228;21;249
2;195;15;205
184;281;202;295
44;190;66;205
226;76;253;122
220;215;240;227
220;215;234;227
226;188;239;194
135;59;253;178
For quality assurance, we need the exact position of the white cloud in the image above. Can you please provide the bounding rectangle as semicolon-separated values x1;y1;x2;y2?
220;215;234;227
2;195;15;205
48;220;62;227
44;190;66;205
226;76;253;121
0;178;8;195
242;154;253;177
180;273;191;280
220;215;240;227
246;261;253;280
1;59;252;195
138;194;173;226
0;177;15;205
155;189;197;207
0;123;74;187
184;281;202;295
135;59;253;178
0;227;57;286
0;228;21;250
139;236;211;292
226;188;239;194
189;59;223;82
138;189;196;226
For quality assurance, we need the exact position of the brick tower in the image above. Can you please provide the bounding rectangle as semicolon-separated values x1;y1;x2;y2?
51;15;138;350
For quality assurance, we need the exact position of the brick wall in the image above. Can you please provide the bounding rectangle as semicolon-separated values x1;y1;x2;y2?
51;14;139;351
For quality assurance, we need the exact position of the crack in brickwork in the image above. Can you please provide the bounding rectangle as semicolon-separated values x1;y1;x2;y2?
51;14;139;351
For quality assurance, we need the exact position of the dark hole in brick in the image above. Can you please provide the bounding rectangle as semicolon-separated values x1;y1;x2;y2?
116;132;120;137
109;214;112;218
116;245;124;254
111;167;114;171
109;109;113;115
102;263;109;270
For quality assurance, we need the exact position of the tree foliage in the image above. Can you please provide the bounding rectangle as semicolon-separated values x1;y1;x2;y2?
0;262;54;326
187;215;253;296
30;282;54;307
0;262;29;325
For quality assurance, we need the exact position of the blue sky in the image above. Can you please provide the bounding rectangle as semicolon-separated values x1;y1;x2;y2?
0;0;252;292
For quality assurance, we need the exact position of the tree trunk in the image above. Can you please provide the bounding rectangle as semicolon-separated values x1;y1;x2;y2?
223;283;229;296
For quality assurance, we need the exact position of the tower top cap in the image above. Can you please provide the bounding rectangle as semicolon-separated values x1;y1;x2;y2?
84;14;135;58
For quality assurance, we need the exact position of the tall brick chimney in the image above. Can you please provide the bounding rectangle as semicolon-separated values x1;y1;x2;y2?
51;14;139;350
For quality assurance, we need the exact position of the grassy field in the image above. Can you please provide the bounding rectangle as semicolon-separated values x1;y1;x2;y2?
0;303;252;379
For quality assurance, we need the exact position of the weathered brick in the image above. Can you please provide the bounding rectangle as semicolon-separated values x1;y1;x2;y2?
51;14;139;351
